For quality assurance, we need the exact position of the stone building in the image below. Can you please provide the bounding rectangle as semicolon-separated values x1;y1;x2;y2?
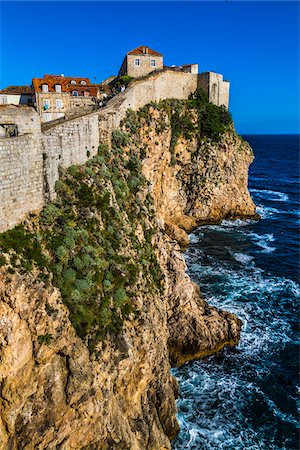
118;46;164;78
198;71;230;108
0;85;34;106
32;75;108;123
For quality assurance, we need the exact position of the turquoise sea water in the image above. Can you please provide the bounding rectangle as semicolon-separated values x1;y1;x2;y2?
172;135;300;449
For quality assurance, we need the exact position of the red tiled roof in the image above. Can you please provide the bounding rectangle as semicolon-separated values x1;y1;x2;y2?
0;85;33;95
32;75;92;93
127;46;162;56
31;75;112;96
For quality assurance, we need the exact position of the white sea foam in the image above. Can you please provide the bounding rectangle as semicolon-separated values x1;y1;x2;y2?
186;260;299;356
173;368;283;449
231;252;254;265
250;189;289;202
248;232;276;253
256;205;281;219
189;232;199;244
221;218;257;227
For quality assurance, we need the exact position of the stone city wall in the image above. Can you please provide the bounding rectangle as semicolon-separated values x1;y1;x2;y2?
197;72;230;108
0;108;99;231
98;69;199;143
0;133;44;232
0;70;210;231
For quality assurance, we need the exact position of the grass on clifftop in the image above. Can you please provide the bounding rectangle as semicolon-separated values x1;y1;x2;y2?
0;135;164;348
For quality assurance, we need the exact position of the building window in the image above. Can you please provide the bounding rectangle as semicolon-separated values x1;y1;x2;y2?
72;90;78;96
150;59;156;67
84;90;90;97
56;99;63;109
43;99;50;110
42;84;48;93
80;81;86;85
134;58;140;66
71;80;77;85
44;112;52;122
0;96;7;105
55;84;61;93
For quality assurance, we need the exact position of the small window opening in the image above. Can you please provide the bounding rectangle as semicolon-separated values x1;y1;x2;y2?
0;124;18;138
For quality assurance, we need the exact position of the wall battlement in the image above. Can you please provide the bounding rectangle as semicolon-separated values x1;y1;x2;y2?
0;70;228;232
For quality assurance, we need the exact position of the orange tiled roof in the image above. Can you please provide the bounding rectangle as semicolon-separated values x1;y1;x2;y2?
127;46;162;56
32;75;93;93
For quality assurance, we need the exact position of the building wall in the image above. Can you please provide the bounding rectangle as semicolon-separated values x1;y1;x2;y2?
0;94;21;105
188;64;198;74
36;92;71;123
0;105;40;134
197;72;209;97
219;80;230;108
125;54;163;78
197;72;230;108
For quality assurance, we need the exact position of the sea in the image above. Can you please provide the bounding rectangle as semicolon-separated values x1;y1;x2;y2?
172;135;300;450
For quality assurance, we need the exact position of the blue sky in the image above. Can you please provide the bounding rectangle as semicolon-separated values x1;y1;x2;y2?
0;1;299;134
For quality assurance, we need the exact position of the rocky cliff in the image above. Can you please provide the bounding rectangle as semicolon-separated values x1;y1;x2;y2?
0;99;257;449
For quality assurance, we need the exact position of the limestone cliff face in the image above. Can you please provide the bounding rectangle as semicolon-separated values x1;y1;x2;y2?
0;105;256;449
139;107;258;247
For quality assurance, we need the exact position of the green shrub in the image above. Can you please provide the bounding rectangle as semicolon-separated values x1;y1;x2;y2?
0;225;48;271
114;287;128;307
112;130;129;148
0;255;6;267
124;109;139;134
38;333;53;345
188;88;232;142
116;75;133;88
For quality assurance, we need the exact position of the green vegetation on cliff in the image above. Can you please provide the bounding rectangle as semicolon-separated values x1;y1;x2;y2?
0;135;164;347
0;90;232;346
122;88;232;157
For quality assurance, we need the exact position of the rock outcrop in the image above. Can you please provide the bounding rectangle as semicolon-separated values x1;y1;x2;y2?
0;103;256;449
140;107;258;246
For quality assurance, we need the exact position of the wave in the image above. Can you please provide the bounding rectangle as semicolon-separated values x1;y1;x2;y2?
189;232;203;244
247;232;276;253
250;189;289;202
221;218;258;227
173;364;297;449
255;205;281;219
174;191;300;450
187;259;299;357
230;252;254;265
